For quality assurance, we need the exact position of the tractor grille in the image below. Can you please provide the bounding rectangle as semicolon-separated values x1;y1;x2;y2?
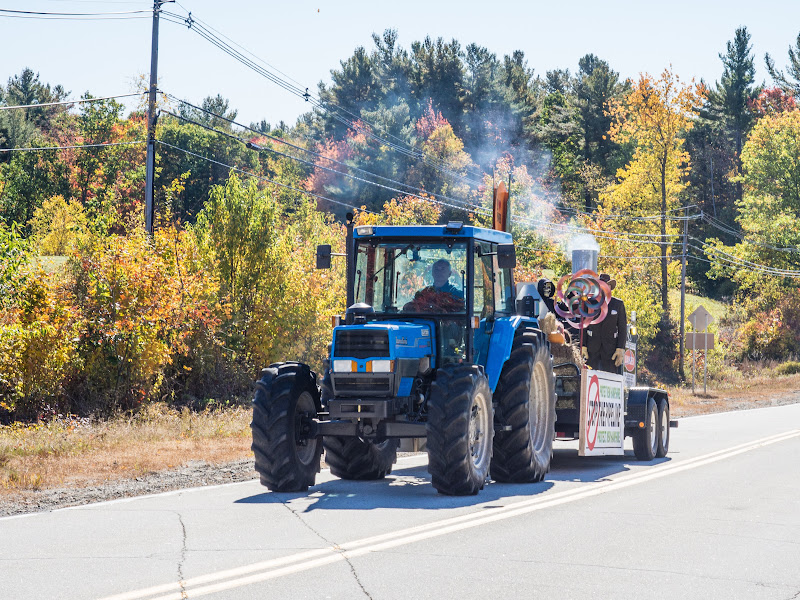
332;375;393;396
334;330;390;359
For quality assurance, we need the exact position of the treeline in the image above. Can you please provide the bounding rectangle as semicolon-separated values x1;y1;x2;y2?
1;26;800;419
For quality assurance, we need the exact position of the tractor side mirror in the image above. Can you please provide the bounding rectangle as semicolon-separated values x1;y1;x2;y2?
316;244;332;269
497;244;517;269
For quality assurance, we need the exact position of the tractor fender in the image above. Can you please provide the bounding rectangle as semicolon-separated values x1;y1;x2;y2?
484;316;541;393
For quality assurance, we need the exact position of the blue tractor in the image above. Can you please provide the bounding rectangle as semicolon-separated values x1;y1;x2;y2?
251;216;555;496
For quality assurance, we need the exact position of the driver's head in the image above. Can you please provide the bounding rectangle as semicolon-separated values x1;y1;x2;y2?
432;259;452;288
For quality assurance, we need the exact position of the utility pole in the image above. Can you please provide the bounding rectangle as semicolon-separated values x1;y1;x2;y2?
679;206;689;379
709;154;716;218
144;0;166;234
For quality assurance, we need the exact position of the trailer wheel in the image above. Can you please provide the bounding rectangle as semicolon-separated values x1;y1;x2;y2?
427;365;493;496
491;326;556;483
656;398;670;458
632;397;658;461
251;362;321;492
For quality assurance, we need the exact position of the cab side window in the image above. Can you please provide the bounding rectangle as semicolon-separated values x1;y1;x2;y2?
474;241;495;319
495;259;514;315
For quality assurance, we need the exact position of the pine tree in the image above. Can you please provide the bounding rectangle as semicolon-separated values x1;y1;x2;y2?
705;27;761;202
765;32;800;97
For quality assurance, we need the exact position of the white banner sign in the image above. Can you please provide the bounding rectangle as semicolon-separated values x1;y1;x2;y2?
579;368;625;456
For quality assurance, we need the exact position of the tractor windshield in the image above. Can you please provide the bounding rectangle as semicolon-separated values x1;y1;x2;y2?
354;240;468;314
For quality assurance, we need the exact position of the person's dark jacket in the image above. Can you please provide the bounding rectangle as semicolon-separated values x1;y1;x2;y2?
582;297;627;372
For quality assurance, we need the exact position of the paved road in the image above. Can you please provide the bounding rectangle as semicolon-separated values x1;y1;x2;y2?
2;404;800;600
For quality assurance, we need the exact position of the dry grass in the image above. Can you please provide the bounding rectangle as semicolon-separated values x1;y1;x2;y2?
0;403;252;494
668;372;800;417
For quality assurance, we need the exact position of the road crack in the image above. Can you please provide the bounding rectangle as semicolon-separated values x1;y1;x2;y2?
175;511;188;600
280;499;372;599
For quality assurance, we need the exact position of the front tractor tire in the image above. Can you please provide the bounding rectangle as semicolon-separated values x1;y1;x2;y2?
324;437;398;480
427;365;493;496
251;362;322;492
491;325;556;483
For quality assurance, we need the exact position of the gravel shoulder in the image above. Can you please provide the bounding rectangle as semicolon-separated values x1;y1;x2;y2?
2;388;799;518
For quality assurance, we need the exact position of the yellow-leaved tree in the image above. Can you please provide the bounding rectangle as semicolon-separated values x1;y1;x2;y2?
29;195;88;256
604;69;705;312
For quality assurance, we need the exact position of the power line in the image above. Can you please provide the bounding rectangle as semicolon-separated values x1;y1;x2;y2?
554;203;702;222
0;140;145;152
688;251;800;279
164;94;706;242
0;8;149;19
39;1;148;3
159;96;706;240
159;8;487;189
512;213;683;240
171;1;306;92
159;112;486;217
154;139;378;215
160;104;489;217
0;92;145;111
516;244;673;260
689;239;800;277
701;212;800;254
0;7;149;15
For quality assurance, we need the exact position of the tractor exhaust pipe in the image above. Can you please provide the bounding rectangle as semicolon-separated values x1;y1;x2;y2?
492;181;510;233
345;212;355;308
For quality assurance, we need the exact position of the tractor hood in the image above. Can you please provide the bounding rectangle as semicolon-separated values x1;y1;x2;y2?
330;322;434;398
332;322;434;362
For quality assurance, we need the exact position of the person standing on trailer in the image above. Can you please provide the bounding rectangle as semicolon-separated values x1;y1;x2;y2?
581;273;627;373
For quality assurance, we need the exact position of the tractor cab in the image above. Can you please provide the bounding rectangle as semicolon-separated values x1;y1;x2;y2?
340;222;520;372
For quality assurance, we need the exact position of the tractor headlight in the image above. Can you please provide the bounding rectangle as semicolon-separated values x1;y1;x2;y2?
333;360;355;373
369;359;394;373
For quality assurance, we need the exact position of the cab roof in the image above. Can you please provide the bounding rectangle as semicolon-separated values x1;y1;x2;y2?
354;224;512;244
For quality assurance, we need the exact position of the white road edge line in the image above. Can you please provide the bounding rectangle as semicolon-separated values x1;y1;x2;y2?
97;428;800;600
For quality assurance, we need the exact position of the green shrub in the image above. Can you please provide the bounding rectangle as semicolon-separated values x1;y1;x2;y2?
775;361;800;376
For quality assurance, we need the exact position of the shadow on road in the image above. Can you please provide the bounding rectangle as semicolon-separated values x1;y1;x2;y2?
235;448;670;511
235;462;555;511
549;447;671;482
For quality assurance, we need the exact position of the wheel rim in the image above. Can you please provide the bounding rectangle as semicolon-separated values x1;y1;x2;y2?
649;403;658;456
529;360;550;452
295;391;317;466
660;405;669;449
468;390;492;473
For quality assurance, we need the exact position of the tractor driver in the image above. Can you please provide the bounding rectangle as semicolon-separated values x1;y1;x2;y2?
404;259;465;313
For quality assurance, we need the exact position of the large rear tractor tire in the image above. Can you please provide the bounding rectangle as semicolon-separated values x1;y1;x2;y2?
491;326;556;483
251;362;322;492
632;397;658;461
427;365;493;496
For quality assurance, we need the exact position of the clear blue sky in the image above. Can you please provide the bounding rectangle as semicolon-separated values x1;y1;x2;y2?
2;0;800;127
